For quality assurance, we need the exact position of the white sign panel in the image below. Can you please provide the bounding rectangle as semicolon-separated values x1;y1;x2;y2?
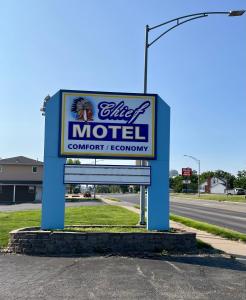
60;90;156;159
64;165;151;185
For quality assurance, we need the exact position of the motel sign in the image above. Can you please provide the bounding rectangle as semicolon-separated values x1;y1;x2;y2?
41;90;170;231
60;91;156;158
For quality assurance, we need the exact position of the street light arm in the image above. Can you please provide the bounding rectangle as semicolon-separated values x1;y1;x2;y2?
147;10;245;47
149;11;230;31
184;154;200;163
148;14;208;47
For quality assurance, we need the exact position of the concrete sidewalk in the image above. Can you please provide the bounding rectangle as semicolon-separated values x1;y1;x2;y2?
101;197;246;260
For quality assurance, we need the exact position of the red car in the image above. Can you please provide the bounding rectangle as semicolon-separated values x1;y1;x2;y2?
83;191;92;198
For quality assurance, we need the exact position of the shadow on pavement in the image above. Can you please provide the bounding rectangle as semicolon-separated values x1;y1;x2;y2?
161;255;246;272
7;251;245;272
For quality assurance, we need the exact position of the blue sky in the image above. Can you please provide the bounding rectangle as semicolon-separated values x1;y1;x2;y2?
0;0;245;174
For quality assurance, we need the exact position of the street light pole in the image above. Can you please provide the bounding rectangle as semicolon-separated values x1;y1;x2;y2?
139;9;245;223
139;25;149;226
94;158;96;199
144;24;149;94
93;158;104;199
198;159;200;196
184;155;201;196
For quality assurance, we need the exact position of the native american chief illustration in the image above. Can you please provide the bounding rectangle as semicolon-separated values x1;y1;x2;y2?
71;97;94;121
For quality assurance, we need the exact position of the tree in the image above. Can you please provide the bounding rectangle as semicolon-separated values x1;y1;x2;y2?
109;185;121;193
189;173;198;192
133;185;140;193
170;171;198;193
214;170;235;189
200;171;215;184
120;185;129;194
237;170;246;178
74;159;81;164
234;170;246;189
169;177;174;189
96;185;111;193
171;176;183;193
67;158;74;164
66;158;81;164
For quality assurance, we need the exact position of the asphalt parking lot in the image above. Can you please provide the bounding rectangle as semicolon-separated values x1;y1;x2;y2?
0;253;245;300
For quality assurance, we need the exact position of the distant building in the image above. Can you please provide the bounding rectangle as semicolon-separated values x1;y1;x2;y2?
199;177;226;194
169;169;179;177
0;156;43;204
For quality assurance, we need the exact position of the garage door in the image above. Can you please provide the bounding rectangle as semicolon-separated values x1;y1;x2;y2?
15;186;36;203
0;185;13;204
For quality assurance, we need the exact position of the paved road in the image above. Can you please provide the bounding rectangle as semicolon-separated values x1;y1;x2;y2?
102;194;246;234
170;197;246;233
0;253;245;299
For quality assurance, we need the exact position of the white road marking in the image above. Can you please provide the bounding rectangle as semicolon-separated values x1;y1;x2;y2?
136;265;146;277
165;261;183;273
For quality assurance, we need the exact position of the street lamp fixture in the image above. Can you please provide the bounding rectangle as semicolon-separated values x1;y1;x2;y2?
139;9;245;225
228;10;245;16
184;155;200;197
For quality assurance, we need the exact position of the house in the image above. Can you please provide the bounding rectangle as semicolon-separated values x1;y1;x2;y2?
0;156;43;204
199;177;226;194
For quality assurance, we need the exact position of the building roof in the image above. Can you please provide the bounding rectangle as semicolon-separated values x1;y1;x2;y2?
0;156;43;166
199;176;226;187
210;182;226;189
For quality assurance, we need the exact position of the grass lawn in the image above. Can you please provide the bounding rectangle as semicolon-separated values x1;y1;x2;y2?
170;214;246;242
63;227;147;233
0;206;138;248
65;197;101;202
171;193;246;203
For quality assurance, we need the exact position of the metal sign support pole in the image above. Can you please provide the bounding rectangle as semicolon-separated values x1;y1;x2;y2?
139;24;149;226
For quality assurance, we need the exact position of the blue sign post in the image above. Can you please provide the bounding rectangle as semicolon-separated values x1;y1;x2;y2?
42;91;66;229
41;90;170;231
148;96;170;230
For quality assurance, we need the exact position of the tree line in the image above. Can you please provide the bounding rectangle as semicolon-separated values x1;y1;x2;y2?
170;169;246;193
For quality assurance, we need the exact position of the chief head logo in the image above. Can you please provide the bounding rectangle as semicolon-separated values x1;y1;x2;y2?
71;97;93;122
